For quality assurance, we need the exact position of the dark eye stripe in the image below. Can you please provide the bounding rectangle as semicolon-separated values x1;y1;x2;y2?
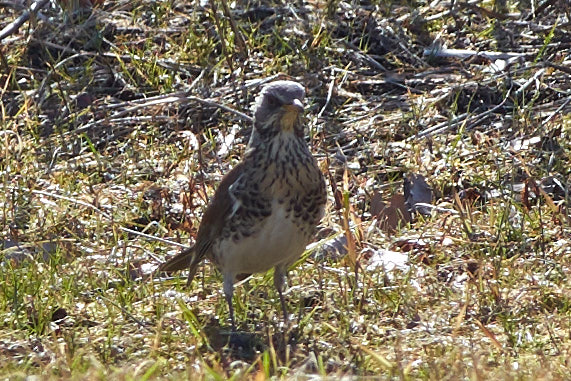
266;94;280;107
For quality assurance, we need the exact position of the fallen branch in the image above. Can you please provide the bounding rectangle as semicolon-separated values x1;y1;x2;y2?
424;46;530;61
414;85;513;138
8;187;189;249
0;0;50;41
69;93;252;136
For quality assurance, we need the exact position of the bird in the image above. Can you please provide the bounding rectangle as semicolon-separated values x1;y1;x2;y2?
159;80;327;330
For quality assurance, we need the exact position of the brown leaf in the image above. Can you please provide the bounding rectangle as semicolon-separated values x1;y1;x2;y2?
51;307;68;323
374;194;412;233
521;178;538;211
458;187;482;204
474;319;504;353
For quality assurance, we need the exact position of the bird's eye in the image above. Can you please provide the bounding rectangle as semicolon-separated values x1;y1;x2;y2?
266;95;279;107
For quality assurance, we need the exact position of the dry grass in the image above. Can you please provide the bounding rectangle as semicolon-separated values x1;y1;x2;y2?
1;0;570;379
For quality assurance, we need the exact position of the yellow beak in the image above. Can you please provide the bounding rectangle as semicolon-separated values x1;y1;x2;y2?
280;99;304;131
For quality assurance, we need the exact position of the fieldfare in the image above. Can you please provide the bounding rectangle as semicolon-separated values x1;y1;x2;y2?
159;80;326;329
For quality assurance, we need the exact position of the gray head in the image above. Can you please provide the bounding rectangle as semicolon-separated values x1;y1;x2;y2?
252;80;306;140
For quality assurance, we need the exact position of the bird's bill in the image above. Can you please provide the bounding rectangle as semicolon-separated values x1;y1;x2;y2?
279;99;304;131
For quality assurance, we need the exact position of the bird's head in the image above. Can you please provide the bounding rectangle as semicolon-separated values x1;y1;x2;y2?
253;80;306;139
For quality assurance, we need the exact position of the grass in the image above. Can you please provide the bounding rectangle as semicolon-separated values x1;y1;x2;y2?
1;0;570;379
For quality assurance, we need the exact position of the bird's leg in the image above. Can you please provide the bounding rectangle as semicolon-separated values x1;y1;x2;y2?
223;274;236;331
274;267;289;324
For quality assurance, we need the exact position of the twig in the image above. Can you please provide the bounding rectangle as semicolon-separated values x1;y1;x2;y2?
527;0;558;20
96;294;155;332
0;1;26;11
0;0;50;41
317;71;336;119
546;61;571;76
219;0;248;57
188;69;206;91
30;38;203;75
413;112;469;138
184;95;252;122
70;93;253;135
413;203;459;215
7;187;189;249
242;74;284;90
514;68;546;98
209;0;234;73
542;97;571;126
414;85;512;138
424;9;452;22
398;41;427;68
424;46;530;61
459;2;520;20
343;40;387;72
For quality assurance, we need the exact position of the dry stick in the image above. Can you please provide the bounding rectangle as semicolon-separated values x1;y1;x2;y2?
0;0;50;41
343;40;387;72
31;39;203;108
317;71;336;119
241;74;283;91
209;0;234;73
547;61;571;76
104;91;186;110
95;68;203;112
188;69;206;91
423;9;451;22
414;0;488;22
34;92;252;242
182;95;252;122
218;0;247;57
543;97;571;126
413;203;459;215
13;187;188;249
31;38;202;76
0;1;27;11
100;73;274;112
96;294;154;332
424;46;530;61
398;41;427;68
413;112;469;138
70;93;252;135
415;86;513;139
460;1;519;20
36;52;90;107
514;68;546;98
527;0;558;19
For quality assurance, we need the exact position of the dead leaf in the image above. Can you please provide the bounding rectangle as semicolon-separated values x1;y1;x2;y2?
51;307;68;323
362;247;409;273
474;319;504;353
392;238;430;253
505;135;541;152
522;178;538;211
373;194;412;233
359;345;395;370
458;187;482;204
404;173;433;216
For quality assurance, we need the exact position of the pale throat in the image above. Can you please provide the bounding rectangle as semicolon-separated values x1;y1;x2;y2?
280;110;299;132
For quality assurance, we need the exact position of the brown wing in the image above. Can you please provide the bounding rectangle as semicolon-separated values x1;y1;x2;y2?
158;163;245;274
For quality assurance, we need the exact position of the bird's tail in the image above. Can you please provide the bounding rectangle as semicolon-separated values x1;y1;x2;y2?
158;246;201;287
158;247;194;272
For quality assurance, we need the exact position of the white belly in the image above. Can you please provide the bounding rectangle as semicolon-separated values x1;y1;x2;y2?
214;202;308;278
